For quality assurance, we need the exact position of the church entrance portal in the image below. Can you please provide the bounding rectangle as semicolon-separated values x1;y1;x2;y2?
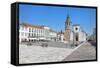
75;33;79;41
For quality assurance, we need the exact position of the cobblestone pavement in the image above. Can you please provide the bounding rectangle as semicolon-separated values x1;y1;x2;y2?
63;41;96;61
21;41;76;49
19;42;74;64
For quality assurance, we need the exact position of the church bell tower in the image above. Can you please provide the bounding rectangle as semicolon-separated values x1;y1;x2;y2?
64;15;71;42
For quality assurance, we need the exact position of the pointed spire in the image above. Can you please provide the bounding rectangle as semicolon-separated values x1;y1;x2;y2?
61;30;63;33
66;14;71;25
67;9;70;18
65;13;72;30
66;9;70;19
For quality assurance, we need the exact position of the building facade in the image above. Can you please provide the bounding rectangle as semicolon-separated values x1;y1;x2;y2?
73;25;87;42
57;31;64;42
19;23;57;43
59;15;87;43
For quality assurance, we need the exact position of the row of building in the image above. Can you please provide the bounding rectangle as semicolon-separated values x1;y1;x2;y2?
19;23;57;42
19;15;88;43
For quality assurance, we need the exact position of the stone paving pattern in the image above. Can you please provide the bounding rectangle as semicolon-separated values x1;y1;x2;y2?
63;42;96;61
19;42;73;64
19;41;96;64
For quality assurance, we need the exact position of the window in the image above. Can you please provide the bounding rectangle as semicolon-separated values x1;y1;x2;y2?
37;29;38;32
75;27;78;30
32;28;34;32
34;34;36;37
29;33;31;37
32;34;33;36
35;28;37;33
29;28;31;32
25;33;27;36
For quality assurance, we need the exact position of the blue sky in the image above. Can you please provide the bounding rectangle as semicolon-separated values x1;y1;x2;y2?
19;4;96;35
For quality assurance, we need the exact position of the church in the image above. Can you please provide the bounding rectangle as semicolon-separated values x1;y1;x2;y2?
57;15;87;43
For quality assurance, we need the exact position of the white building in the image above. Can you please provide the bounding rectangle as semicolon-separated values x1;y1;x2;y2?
49;30;57;41
19;23;29;42
57;25;87;43
57;31;64;42
57;15;87;43
73;25;87;42
19;23;57;43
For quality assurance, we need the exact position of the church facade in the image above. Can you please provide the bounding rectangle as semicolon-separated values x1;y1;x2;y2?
58;15;87;43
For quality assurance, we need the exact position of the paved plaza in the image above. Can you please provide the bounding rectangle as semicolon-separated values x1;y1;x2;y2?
19;41;96;64
63;41;96;61
19;41;74;64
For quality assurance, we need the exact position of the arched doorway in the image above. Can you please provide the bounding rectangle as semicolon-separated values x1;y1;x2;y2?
75;33;79;41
